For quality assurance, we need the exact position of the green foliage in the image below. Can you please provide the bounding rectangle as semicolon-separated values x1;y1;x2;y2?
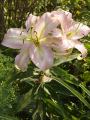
0;51;18;119
0;0;90;120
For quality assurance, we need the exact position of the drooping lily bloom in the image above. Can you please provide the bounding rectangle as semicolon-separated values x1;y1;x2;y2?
50;9;90;57
1;13;59;71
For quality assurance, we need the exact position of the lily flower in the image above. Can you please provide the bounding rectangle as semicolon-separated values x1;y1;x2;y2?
1;10;90;72
1;13;59;71
50;10;90;57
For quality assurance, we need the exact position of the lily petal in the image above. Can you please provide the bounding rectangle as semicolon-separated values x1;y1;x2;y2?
51;28;62;38
29;44;54;70
69;23;90;40
51;10;73;33
1;28;27;49
25;14;39;31
15;44;30;71
51;9;72;19
74;41;87;58
34;12;59;39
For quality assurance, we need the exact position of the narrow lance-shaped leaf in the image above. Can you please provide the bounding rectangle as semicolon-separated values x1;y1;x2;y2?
52;76;90;109
17;89;33;111
43;98;69;119
79;84;90;97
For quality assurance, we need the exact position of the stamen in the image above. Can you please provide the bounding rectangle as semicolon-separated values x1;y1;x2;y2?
33;30;40;46
20;31;23;35
23;39;25;44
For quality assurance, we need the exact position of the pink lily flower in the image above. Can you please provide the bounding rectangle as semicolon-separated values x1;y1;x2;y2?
1;13;59;71
1;10;90;72
50;9;90;57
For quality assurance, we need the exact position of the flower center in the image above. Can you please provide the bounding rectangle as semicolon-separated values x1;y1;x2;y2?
66;31;74;38
26;28;40;46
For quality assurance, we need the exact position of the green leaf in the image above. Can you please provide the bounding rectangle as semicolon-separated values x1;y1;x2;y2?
82;71;90;82
32;101;44;120
79;84;90;96
85;43;90;53
45;82;73;97
17;89;33;111
0;115;18;120
53;53;80;66
52;76;90;109
43;98;69;120
51;67;79;86
20;77;36;86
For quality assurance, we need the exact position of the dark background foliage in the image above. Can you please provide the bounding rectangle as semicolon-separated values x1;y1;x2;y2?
0;0;90;120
